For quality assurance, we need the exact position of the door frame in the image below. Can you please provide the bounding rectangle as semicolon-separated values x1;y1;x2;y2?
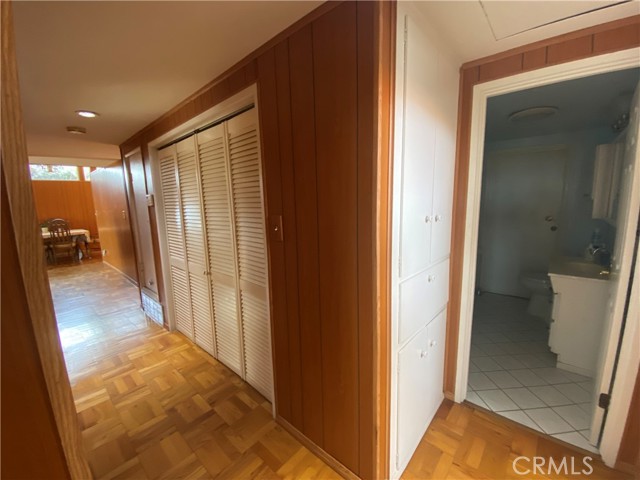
454;47;640;466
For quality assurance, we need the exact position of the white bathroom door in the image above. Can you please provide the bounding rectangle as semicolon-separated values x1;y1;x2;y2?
478;146;566;296
590;80;640;445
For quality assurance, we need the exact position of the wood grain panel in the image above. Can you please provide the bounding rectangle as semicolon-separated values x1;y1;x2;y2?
288;24;324;447
617;366;640;473
274;40;303;429
31;180;98;236
1;169;71;480
546;35;593;65
523;47;547;71
594;22;640;54
1;2;91;477
256;49;292;422
91;166;139;284
313;2;360;472
356;3;376;479
478;54;523;82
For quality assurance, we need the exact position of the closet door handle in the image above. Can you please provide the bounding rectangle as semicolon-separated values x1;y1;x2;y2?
424;215;432;223
434;214;442;223
427;275;436;283
419;349;428;358
430;340;437;348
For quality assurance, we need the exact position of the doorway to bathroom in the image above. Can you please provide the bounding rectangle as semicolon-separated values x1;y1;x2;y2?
462;64;640;455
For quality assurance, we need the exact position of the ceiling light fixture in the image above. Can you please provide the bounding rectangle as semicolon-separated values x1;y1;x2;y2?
66;126;87;135
76;110;99;118
508;106;558;122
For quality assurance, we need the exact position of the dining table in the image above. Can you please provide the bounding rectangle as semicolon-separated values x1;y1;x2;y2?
41;228;92;260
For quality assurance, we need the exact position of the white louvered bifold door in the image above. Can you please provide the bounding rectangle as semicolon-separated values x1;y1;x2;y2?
159;147;193;340
176;138;215;355
196;125;243;375
227;109;273;401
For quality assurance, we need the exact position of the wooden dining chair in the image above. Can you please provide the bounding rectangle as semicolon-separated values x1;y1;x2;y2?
47;218;77;264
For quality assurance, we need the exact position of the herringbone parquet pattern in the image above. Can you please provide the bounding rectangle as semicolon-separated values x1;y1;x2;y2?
49;261;341;480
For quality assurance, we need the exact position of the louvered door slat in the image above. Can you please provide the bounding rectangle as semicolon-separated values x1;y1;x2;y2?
176;138;214;354
228;109;273;401
197;126;243;375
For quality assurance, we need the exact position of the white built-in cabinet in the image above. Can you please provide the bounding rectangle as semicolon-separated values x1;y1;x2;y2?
158;108;273;401
390;8;459;478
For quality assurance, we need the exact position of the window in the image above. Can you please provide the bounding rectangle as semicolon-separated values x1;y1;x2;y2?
82;166;92;181
29;164;80;181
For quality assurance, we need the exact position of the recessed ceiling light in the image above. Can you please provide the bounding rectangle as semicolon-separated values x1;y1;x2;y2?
66;126;87;135
76;110;99;118
508;106;558;122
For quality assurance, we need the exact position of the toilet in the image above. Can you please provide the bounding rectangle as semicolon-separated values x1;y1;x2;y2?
520;272;553;323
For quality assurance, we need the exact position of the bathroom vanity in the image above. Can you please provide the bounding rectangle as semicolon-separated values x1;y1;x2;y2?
548;257;611;377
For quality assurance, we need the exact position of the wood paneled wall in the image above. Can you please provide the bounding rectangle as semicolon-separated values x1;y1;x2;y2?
445;15;640;398
119;2;393;478
1;169;71;480
31;180;98;236
91;166;139;284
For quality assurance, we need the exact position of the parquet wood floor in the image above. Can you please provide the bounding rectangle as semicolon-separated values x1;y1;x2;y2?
48;262;632;480
402;400;632;480
49;262;341;480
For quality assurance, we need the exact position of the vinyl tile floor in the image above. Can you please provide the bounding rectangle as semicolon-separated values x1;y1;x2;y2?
465;293;598;454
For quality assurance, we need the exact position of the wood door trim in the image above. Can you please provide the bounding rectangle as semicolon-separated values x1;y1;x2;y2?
1;2;91;478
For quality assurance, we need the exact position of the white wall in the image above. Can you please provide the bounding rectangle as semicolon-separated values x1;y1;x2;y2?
389;2;461;478
480;127;617;295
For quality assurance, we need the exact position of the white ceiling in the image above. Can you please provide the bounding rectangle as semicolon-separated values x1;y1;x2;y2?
485;67;640;141
13;1;322;163
413;0;639;63
13;1;640;164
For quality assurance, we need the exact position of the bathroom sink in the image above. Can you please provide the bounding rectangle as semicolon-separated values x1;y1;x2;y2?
548;257;609;281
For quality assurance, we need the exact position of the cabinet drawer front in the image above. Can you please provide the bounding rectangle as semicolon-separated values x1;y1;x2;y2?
399;259;449;345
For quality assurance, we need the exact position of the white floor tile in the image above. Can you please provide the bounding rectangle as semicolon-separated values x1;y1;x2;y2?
524;407;574;434
531;368;573;384
558;370;592;383
486;371;522;389
503;387;546;409
508;369;548;387
499;409;542;431
528;385;573;407
477;389;519;412
469;362;481;373
512;354;546;368
577;381;594;393
578;403;593;414
466;391;489;410
552;404;590;430
486;332;511;343
552;432;599;453
493;355;527;370
473;357;504;372
468;372;498;391
554;383;591;404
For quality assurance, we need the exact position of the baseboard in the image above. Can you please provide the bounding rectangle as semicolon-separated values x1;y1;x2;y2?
276;415;360;480
556;361;593;378
102;260;139;287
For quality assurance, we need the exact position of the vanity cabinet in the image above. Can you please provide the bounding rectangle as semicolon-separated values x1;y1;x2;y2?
390;6;459;478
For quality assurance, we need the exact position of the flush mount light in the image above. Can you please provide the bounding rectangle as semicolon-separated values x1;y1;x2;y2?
508;106;558;122
76;110;99;118
66;126;87;135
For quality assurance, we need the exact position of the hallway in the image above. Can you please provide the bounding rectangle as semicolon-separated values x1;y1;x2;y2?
49;262;340;479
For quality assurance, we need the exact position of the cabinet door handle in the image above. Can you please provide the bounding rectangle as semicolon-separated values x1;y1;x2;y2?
420;350;428;358
427;275;436;283
434;214;442;223
430;340;437;348
424;215;432;223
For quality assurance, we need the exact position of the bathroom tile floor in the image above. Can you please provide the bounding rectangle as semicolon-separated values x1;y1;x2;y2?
465;293;599;454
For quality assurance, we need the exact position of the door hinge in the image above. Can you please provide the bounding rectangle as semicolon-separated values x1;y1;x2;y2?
598;393;611;410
